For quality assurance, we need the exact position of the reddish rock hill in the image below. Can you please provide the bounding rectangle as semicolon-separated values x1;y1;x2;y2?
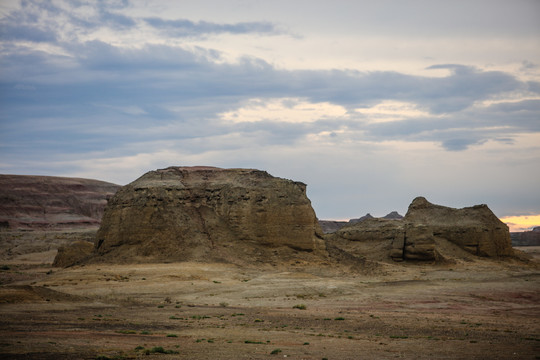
0;175;120;230
94;166;326;264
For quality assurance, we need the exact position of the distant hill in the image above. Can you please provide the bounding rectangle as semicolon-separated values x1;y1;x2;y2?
511;227;540;246
0;174;120;230
319;211;403;233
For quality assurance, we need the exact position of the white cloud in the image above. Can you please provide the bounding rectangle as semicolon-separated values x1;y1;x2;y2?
355;100;435;123
219;97;348;123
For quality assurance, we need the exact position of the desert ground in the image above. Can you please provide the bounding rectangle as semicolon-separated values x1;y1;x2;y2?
0;232;539;360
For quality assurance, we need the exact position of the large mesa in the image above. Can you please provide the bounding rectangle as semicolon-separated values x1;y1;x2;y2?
94;166;326;263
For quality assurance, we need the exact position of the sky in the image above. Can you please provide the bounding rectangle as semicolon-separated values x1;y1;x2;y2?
1;0;539;230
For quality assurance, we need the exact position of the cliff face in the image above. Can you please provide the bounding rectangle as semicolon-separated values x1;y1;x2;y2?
0;175;119;230
328;197;513;261
403;197;513;258
95;166;325;263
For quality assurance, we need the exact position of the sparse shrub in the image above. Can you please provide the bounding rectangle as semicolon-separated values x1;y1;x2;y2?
270;348;282;355
293;304;306;310
149;346;179;354
254;318;264;323
150;346;165;353
0;265;10;270
134;346;144;351
244;340;265;344
220;302;229;307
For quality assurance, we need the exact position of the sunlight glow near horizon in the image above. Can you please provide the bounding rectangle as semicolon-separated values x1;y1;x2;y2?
500;215;540;232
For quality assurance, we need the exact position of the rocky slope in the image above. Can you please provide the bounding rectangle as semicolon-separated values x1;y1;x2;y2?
92;166;326;264
0;175;120;230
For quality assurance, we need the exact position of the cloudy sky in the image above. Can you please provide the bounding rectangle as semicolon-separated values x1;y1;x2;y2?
1;0;539;229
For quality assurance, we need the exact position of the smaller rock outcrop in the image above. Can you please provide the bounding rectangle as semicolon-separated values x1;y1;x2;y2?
53;240;94;267
328;197;513;262
319;212;404;234
383;211;404;220
349;213;375;224
318;220;348;234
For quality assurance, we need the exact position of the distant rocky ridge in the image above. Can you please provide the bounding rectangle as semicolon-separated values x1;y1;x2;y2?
0;175;120;230
511;227;540;246
328;197;513;262
92;166;326;264
319;211;403;234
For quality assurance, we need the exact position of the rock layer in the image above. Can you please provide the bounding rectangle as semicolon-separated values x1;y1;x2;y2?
328;197;513;261
0;175;119;230
95;166;326;263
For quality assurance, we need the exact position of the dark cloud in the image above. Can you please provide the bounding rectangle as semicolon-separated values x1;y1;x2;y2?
143;17;281;37
1;36;538;156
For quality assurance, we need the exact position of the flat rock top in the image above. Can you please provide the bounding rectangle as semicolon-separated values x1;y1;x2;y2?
404;196;501;226
130;166;303;190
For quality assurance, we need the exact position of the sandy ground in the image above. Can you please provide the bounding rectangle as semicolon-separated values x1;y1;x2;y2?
0;245;539;359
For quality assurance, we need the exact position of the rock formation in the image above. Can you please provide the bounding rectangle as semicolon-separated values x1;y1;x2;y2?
0;175;119;230
382;211;404;220
328;197;513;261
53;240;94;267
319;212;404;234
94;166;326;263
511;227;540;246
318;220;348;234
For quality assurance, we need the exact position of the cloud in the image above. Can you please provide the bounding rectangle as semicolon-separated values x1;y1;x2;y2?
143;17;282;37
1;35;538;156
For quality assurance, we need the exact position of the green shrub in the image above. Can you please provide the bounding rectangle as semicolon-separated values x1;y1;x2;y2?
244;340;265;344
293;304;307;310
270;348;282;355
